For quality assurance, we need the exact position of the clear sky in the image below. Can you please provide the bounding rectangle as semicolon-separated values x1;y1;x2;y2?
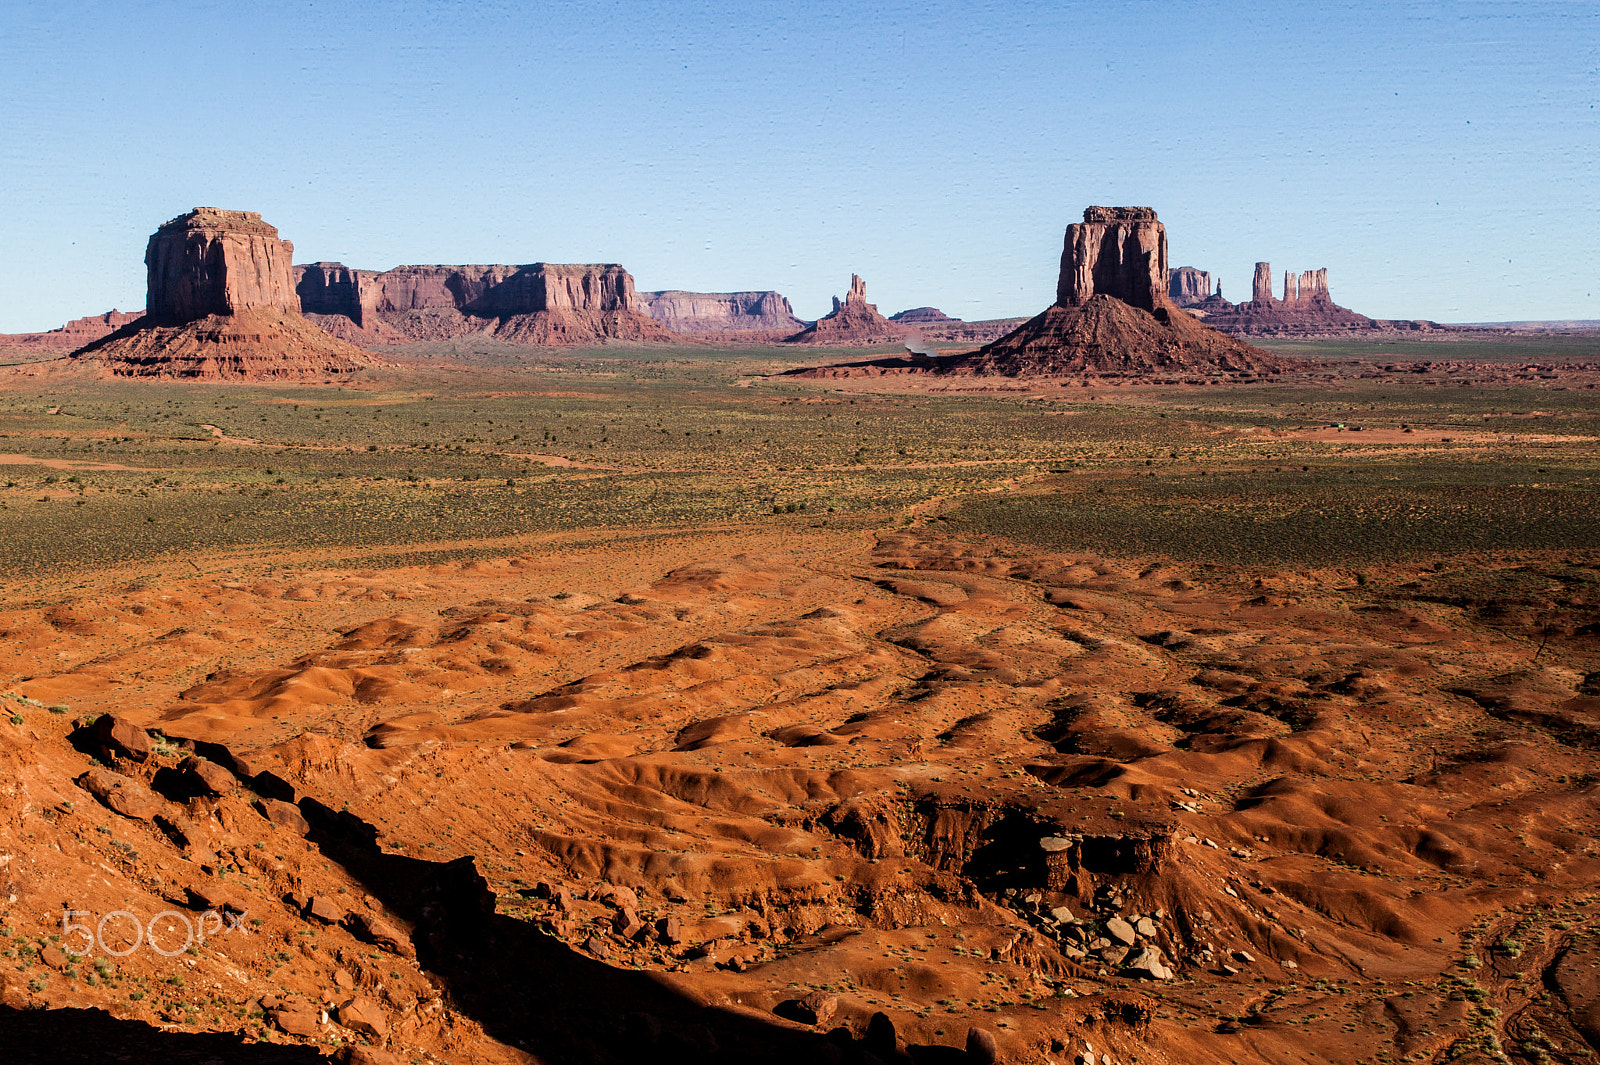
1;0;1595;332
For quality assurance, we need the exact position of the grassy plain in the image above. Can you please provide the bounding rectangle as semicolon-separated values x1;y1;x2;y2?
0;335;1596;580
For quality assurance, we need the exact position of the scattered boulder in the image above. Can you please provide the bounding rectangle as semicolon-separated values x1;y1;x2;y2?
74;769;163;821
177;755;235;796
255;797;310;834
778;990;838;1027
304;895;347;925
1105;917;1137;946
94;715;152;762
269;1003;319;1036
966;1026;1001;1065
1125;945;1174;980
345;911;414;957
337;996;388;1040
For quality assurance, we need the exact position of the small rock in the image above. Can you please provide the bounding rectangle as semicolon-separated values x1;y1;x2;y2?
334;968;355;991
94;715;152;762
1221;964;1240;975
965;1026;1000;1065
345;911;413;957
75;768;163;821
178;756;236;796
1282;959;1298;970
1038;836;1073;852
1233;950;1255;964
270;1005;319;1036
657;916;684;944
1104;917;1136;946
305;896;346;925
1050;905;1077;924
255;798;309;835
1223;885;1239;898
595;883;639;911
791;990;838;1026
337;996;388;1040
1099;946;1129;966
1134;917;1157;938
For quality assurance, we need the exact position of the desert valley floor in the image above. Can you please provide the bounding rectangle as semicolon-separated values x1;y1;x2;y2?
0;334;1597;1065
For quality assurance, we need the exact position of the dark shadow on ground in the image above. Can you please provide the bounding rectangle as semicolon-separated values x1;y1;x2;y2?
297;797;974;1065
0;1002;325;1063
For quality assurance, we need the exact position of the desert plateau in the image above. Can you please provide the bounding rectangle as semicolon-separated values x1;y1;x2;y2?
0;190;1594;1065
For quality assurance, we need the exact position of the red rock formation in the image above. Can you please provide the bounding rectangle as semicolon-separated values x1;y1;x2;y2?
293;262;673;345
1252;262;1274;304
1204;263;1383;336
784;275;905;345
1057;206;1167;312
888;307;960;324
0;310;144;355
1167;267;1211;307
787;209;1288;380
639;290;805;333
952;208;1285;377
145;208;300;322
70;209;378;379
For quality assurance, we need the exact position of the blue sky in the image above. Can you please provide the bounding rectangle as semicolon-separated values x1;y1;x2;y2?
1;0;1595;331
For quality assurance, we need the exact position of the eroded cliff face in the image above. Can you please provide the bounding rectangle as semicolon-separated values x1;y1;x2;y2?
1056;207;1168;312
1205;263;1390;336
292;262;671;345
1167;267;1211;308
945;207;1284;377
145;209;300;323
69;208;378;379
639;290;805;333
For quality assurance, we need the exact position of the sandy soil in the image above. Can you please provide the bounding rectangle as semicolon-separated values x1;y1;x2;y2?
2;521;1597;1064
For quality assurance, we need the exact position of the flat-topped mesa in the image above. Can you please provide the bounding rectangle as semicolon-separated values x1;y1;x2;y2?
69;208;378;380
146;208;299;323
1057;206;1168;312
292;262;673;344
1168;267;1211;308
639;290;805;334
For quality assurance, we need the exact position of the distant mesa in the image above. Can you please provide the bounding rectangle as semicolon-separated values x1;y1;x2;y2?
0;309;143;356
1167;266;1211;308
1174;261;1447;336
295;262;675;346
784;275;906;345
889;306;960;325
790;208;1287;380
70;208;378;380
639;290;805;334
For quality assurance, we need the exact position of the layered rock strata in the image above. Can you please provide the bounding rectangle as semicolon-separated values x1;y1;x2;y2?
294;262;673;345
955;208;1285;376
639;290;805;334
0;310;144;355
71;209;377;379
1167;267;1211;307
784;275;905;345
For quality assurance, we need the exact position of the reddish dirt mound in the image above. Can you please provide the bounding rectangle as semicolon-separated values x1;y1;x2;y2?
67;309;380;380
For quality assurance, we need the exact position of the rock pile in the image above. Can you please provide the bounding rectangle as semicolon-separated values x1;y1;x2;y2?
295;261;674;345
70;209;377;379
